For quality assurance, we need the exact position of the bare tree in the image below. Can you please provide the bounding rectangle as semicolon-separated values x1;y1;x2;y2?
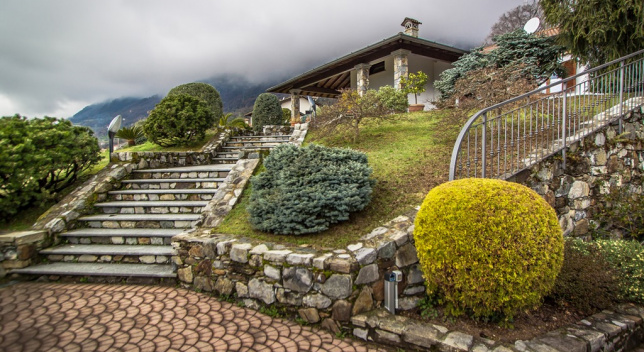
483;1;542;45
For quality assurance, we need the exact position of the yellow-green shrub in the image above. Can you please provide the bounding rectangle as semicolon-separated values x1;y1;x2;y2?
413;178;563;322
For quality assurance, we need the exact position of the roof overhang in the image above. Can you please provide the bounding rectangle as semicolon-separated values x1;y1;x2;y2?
267;33;468;98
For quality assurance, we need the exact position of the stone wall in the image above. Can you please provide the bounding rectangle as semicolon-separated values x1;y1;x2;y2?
0;230;48;278
172;214;422;333
513;108;644;238
352;305;644;352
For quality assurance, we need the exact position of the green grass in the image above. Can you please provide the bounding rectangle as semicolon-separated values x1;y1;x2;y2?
117;129;219;153
214;110;454;248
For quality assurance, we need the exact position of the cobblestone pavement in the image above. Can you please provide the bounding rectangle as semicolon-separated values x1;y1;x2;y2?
0;282;391;352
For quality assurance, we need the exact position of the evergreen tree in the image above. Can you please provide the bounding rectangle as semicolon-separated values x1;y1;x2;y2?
435;30;565;99
168;82;223;120
251;93;283;132
540;0;644;65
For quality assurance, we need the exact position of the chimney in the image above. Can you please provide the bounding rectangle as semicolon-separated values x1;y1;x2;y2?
401;17;422;38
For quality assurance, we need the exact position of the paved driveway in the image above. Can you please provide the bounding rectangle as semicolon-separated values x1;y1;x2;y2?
0;282;388;352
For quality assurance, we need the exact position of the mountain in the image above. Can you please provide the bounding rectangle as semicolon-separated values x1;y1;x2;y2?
69;96;161;139
69;74;284;138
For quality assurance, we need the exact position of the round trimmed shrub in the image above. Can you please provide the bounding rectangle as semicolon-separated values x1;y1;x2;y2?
252;93;283;132
168;82;223;119
247;144;375;235
413;178;563;321
144;94;215;146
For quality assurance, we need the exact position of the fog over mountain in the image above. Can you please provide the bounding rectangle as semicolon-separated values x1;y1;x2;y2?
0;0;524;119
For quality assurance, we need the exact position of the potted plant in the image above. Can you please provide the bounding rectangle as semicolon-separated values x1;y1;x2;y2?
401;71;428;112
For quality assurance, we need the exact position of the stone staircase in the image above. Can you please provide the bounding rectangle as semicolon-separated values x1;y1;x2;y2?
13;133;293;281
212;134;292;164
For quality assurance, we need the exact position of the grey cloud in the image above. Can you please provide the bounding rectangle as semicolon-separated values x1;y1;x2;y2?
0;0;524;117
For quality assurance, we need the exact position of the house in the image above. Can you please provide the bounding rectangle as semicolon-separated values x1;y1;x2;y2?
279;96;317;115
268;18;468;120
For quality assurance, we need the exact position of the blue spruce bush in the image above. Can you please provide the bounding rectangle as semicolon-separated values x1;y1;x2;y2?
248;144;375;235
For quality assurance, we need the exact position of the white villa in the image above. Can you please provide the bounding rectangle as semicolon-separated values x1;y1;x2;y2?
268;18;468;120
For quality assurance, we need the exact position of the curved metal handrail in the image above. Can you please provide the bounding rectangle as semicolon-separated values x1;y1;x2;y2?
449;48;644;181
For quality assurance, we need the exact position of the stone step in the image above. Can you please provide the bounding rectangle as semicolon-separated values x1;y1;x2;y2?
61;228;181;245
96;200;208;208
108;189;218;202
121;178;224;190
41;244;175;257
95;200;208;215
79;214;200;229
42;244;173;264
11;262;176;278
229;135;291;140
132;165;231;179
62;228;184;238
227;141;289;145
211;157;239;164
133;165;232;173
221;146;276;150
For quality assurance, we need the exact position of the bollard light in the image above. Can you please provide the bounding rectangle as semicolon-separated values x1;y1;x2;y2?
384;270;402;314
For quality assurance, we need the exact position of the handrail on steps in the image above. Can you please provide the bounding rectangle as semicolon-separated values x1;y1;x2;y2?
448;48;644;181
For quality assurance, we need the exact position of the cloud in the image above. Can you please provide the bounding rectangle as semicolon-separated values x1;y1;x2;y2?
0;0;524;118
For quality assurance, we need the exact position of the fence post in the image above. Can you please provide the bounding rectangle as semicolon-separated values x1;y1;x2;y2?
619;60;625;134
561;91;567;170
481;113;487;178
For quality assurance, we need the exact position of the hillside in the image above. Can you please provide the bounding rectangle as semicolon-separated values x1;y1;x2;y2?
69;74;284;138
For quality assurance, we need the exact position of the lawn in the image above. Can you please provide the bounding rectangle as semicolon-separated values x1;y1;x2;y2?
213;110;455;248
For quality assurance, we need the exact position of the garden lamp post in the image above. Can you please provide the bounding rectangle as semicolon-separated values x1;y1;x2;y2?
107;115;122;162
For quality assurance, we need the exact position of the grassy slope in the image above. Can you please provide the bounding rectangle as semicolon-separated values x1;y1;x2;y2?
116;129;219;153
214;110;453;248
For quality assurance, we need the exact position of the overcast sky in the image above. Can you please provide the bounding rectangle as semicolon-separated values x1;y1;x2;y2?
0;0;525;118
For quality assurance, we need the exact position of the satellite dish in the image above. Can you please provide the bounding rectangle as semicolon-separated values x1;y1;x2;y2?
524;17;540;34
108;115;122;133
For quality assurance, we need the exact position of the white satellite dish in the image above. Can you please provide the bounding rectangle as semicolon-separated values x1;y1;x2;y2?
524;17;540;34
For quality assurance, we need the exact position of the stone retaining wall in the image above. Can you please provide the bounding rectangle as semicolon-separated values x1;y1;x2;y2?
0;230;48;278
514;108;644;238
173;214;423;332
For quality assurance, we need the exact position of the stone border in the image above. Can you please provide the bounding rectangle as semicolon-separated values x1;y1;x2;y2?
200;158;260;228
352;305;644;352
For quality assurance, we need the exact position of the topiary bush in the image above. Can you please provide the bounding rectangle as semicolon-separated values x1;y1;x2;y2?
548;239;619;315
252;93;283;132
247;144;375;235
167;82;223;120
144;94;215;147
413;178;564;322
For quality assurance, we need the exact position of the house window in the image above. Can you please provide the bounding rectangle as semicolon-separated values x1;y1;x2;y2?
369;61;385;75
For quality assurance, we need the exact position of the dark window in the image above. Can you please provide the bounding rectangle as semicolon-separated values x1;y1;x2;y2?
369;61;385;75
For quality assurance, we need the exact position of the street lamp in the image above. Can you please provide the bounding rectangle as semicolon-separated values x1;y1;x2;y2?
107;115;122;162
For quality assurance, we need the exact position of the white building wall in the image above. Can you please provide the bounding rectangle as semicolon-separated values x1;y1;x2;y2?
281;97;313;115
347;53;455;110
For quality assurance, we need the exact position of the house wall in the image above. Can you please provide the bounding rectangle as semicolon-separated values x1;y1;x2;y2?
349;54;454;110
281;97;313;115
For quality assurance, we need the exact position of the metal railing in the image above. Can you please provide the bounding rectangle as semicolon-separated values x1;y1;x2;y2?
449;49;644;181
